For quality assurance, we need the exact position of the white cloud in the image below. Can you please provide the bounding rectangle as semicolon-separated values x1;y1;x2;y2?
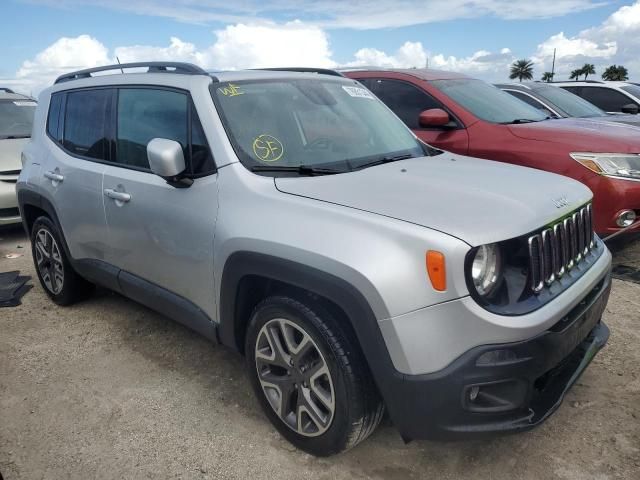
345;42;428;68
534;1;640;80
7;1;640;95
431;49;515;79
4;22;334;95
27;0;603;29
7;35;112;95
204;21;334;70
115;37;205;65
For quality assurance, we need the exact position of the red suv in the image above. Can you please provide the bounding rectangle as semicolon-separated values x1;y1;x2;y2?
344;69;640;235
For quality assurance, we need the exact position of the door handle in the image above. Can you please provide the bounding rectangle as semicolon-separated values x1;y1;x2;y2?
104;188;131;203
44;171;64;182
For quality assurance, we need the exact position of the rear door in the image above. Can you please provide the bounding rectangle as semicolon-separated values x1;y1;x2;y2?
102;86;219;316
365;78;469;154
40;88;110;261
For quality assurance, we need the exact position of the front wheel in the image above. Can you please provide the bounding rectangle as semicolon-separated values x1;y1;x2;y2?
245;295;384;456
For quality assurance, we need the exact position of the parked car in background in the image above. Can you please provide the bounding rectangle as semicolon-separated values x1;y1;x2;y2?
18;62;612;455
1;87;36;225
552;81;640;115
496;82;640;127
344;68;640;236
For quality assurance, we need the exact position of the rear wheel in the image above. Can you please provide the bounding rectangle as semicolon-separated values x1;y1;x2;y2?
30;216;94;305
245;295;384;456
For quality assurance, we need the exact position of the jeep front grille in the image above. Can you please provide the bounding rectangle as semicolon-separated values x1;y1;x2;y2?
528;204;594;293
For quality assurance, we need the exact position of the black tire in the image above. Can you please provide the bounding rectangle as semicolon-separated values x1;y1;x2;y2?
30;216;94;305
245;295;384;456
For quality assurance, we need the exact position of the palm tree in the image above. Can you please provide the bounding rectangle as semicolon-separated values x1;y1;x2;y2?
541;72;554;82
509;59;534;82
602;65;629;81
569;69;583;81
582;64;596;80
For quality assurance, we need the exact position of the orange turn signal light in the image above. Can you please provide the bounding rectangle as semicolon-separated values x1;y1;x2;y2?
426;250;447;292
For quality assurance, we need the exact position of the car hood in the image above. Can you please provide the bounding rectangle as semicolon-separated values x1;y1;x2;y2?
508;117;640;151
0;138;28;172
275;154;592;246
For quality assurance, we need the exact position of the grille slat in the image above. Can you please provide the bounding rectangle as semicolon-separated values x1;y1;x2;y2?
529;204;595;293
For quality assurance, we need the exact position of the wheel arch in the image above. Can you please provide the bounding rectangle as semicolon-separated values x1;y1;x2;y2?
17;189;72;259
218;251;402;403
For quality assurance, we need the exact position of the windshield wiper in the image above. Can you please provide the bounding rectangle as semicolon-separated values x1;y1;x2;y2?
353;153;415;170
250;165;344;176
500;118;542;125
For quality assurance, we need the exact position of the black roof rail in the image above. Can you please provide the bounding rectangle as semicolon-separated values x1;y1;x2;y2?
545;79;605;84
54;62;209;84
253;67;344;77
0;87;15;93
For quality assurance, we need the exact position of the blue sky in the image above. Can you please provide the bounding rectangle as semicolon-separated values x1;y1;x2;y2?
2;1;639;94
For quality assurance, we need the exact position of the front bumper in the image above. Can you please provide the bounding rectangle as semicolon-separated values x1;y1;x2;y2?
592;175;640;235
384;272;611;441
0;177;21;225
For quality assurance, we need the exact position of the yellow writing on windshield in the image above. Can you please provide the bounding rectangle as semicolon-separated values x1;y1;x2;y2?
253;134;284;162
218;84;244;97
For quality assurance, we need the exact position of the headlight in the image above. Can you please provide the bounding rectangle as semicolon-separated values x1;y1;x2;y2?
570;152;640;180
470;244;502;297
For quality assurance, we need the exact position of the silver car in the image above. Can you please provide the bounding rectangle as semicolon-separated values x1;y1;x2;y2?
17;62;612;456
1;88;36;225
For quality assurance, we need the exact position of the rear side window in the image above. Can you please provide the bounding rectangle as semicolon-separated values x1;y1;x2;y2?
116;88;214;174
578;87;638;113
63;89;110;160
370;79;443;129
47;94;62;141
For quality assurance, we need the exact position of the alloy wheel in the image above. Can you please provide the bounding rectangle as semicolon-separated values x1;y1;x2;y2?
34;228;64;295
255;318;335;437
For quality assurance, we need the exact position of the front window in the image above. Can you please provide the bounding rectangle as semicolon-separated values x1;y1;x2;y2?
212;78;426;174
533;85;607;118
431;78;547;124
0;99;37;139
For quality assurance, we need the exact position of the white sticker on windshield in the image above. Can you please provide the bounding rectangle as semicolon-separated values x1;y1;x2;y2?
13;101;36;107
342;86;374;99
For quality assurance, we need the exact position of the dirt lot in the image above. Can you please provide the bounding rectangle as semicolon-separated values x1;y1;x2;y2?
1;226;639;480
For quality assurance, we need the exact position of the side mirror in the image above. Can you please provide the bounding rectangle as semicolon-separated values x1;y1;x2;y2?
147;138;192;188
419;108;451;128
621;103;639;115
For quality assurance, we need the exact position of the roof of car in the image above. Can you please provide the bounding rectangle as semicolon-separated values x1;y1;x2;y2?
551;81;633;87
341;67;471;81
0;90;34;101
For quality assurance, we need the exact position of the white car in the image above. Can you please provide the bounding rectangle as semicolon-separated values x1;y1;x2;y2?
1;88;36;225
552;81;640;115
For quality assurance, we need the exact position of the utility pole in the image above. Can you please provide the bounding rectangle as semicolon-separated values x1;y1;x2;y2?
551;48;556;80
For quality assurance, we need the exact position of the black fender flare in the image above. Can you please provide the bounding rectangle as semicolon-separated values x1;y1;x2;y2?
17;189;72;259
218;251;404;410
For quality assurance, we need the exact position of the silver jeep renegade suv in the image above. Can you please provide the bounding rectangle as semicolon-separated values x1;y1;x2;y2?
18;62;612;456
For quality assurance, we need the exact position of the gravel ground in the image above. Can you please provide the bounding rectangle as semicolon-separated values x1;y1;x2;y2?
1;226;639;480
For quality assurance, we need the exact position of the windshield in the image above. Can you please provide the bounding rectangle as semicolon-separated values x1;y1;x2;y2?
0;99;37;138
431;78;547;124
533;85;606;118
621;84;640;100
212;78;425;173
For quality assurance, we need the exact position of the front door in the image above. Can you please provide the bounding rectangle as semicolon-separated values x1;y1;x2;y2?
102;87;219;317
